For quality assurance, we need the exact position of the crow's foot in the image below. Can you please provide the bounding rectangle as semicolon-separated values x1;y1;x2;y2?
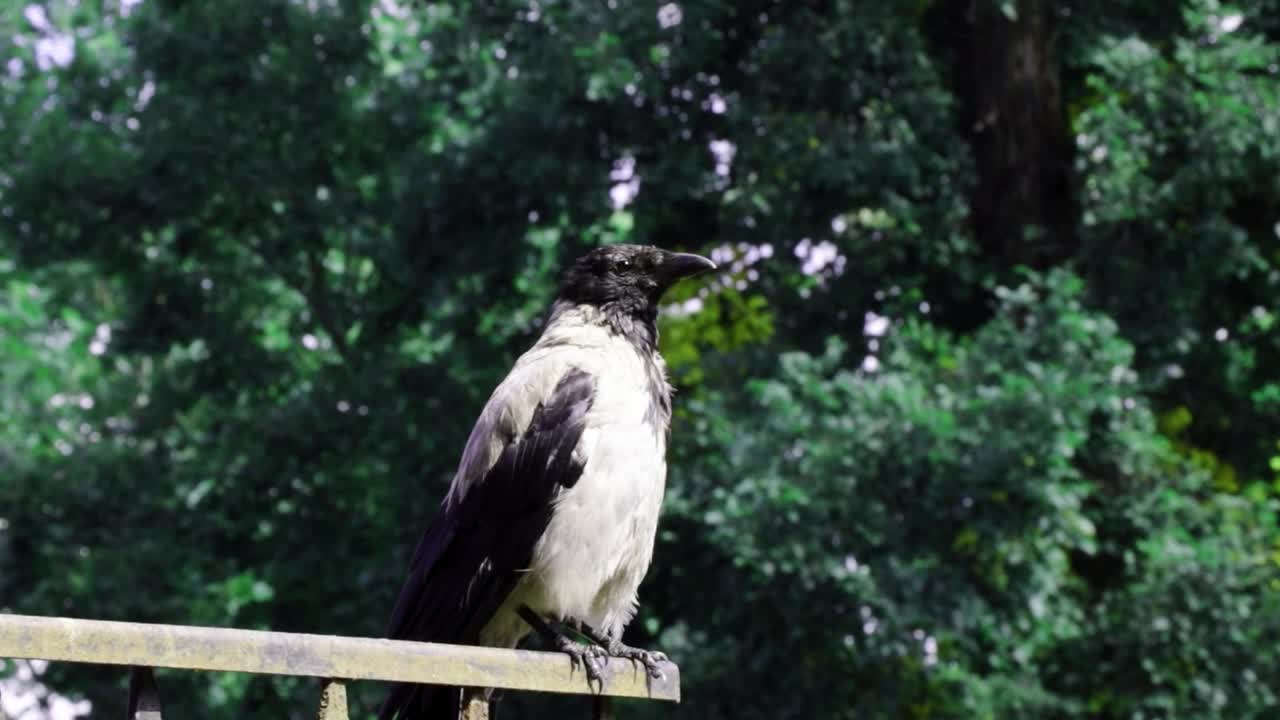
570;620;669;679
518;605;608;693
606;641;668;680
554;635;609;693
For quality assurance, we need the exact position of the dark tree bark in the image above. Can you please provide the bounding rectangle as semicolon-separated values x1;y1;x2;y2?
926;0;1078;268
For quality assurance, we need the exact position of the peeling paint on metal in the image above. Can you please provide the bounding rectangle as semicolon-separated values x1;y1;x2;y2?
460;688;489;720
316;680;348;720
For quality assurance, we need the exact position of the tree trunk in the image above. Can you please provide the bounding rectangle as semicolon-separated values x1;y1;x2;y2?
927;0;1078;268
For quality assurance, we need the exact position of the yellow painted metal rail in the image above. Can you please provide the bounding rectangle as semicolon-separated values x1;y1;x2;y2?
0;613;679;719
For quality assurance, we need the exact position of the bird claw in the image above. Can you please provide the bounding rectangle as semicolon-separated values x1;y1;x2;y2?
608;642;669;680
556;636;609;693
568;618;670;681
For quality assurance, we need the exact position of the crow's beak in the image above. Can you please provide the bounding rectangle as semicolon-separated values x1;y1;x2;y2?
658;251;717;285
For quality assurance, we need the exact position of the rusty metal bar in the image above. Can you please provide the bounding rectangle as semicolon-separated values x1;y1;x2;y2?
0;614;679;701
316;679;348;720
126;666;163;720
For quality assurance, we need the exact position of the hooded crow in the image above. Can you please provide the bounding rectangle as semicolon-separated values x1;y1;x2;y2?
380;244;717;719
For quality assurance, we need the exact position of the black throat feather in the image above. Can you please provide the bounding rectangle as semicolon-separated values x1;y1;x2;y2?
601;298;659;353
546;297;659;355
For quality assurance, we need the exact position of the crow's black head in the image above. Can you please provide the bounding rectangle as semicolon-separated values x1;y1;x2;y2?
557;244;717;312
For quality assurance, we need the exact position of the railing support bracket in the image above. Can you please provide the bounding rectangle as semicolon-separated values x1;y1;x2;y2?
316;679;348;720
126;666;163;720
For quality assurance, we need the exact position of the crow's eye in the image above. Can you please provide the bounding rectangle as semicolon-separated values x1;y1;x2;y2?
616;258;632;271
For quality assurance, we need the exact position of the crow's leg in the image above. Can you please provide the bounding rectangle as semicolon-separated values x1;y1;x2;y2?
518;606;608;692
572;621;669;680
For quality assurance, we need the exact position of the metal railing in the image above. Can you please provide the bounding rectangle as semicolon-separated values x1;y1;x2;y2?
0;614;680;719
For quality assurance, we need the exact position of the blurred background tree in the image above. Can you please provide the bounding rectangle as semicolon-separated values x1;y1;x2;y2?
2;0;1278;718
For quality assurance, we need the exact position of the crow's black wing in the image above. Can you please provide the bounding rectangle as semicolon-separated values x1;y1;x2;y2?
379;367;596;720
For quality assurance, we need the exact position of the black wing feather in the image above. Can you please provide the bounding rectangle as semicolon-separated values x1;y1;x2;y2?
380;367;595;720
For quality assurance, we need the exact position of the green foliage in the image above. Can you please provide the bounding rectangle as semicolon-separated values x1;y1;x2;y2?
1073;0;1280;486
659;272;1279;718
3;0;1279;718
